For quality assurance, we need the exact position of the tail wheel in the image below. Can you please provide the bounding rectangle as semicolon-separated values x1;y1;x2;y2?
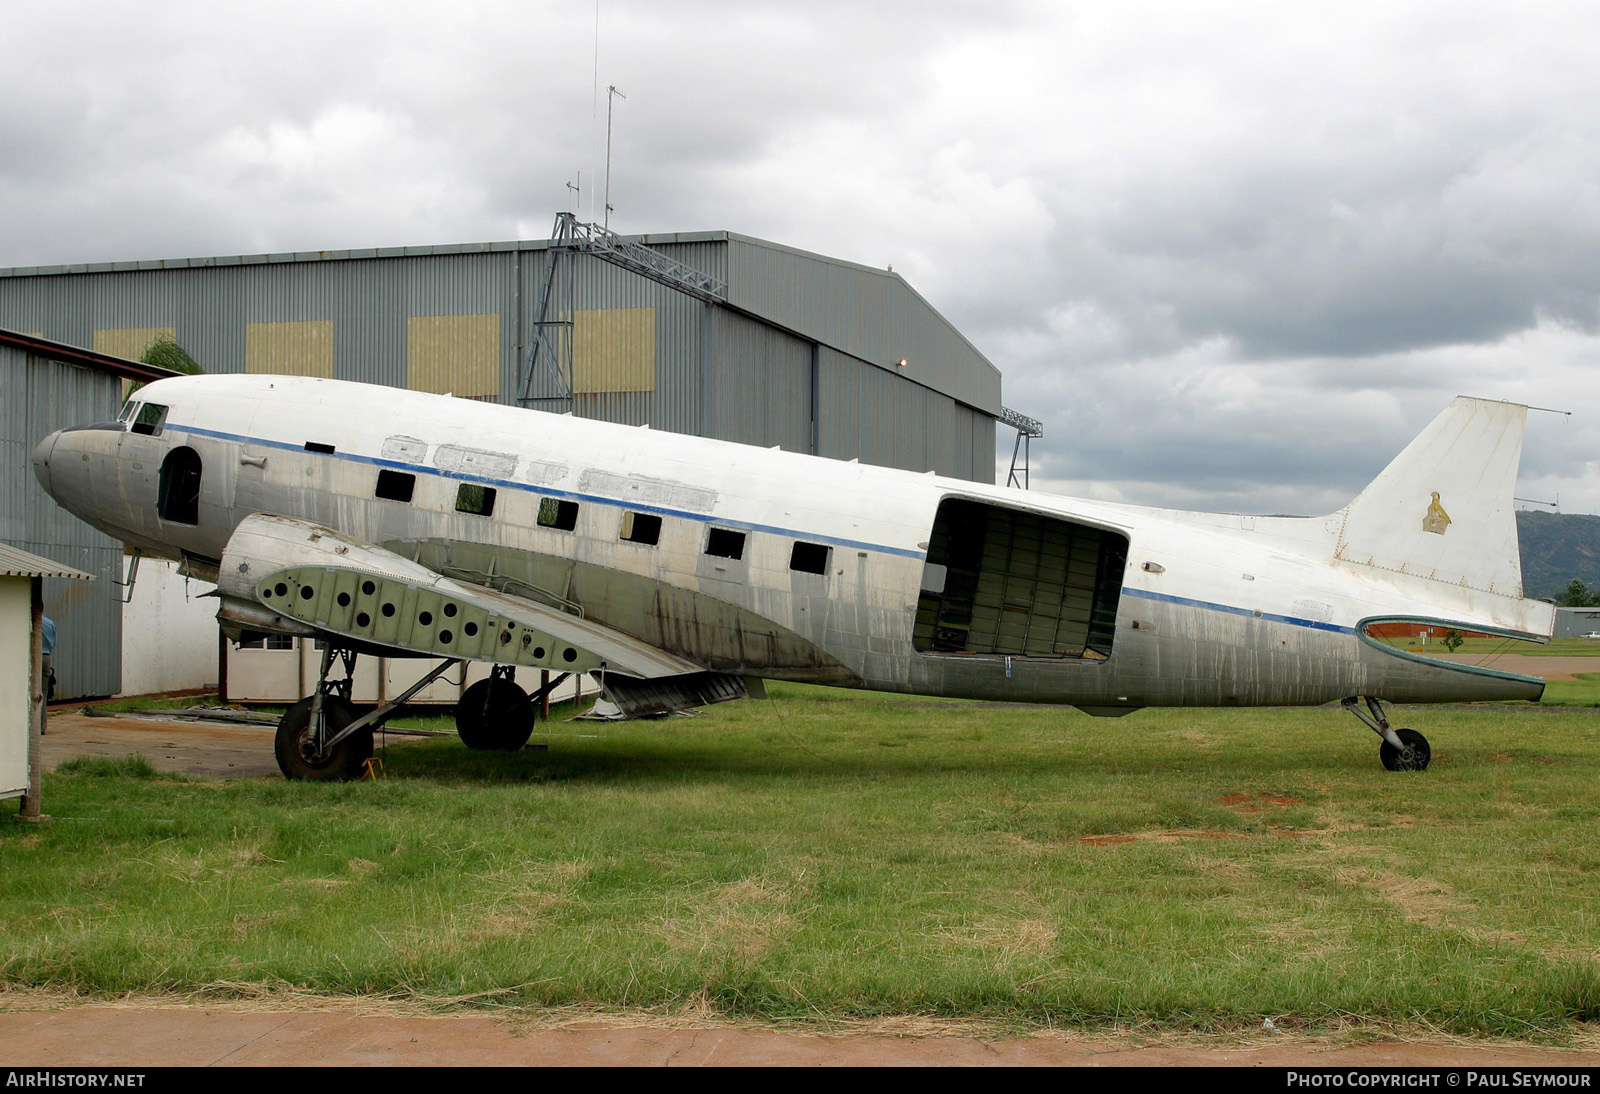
456;677;535;751
1379;728;1431;772
275;696;372;781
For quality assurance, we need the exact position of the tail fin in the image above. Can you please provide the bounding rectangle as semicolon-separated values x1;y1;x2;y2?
1333;397;1527;597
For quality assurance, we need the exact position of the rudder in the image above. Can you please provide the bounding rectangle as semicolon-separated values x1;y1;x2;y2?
1332;397;1527;597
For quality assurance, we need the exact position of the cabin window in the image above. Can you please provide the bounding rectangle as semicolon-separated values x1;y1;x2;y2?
538;498;579;531
913;498;1128;660
456;483;496;516
705;527;746;560
304;441;336;454
620;512;662;545
131;403;169;436
790;541;831;575
375;469;415;503
157;446;202;525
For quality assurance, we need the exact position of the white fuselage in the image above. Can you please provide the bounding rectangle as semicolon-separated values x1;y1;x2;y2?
33;374;1550;709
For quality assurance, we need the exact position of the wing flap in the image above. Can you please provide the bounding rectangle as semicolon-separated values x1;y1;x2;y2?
217;514;701;678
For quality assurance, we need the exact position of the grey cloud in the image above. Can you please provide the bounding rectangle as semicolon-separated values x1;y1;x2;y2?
1;1;1596;515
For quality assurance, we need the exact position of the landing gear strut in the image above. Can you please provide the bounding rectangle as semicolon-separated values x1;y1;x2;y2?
275;646;464;781
1341;696;1431;772
275;651;575;779
275;646;369;781
456;666;573;751
457;665;534;751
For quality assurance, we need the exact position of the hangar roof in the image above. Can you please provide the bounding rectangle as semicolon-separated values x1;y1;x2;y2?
0;230;1001;415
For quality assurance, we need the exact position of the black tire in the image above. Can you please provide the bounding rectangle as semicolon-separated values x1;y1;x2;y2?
275;695;372;781
456;677;535;751
1379;727;1431;772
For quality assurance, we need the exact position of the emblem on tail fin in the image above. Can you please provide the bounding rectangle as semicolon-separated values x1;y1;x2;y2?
1422;491;1451;535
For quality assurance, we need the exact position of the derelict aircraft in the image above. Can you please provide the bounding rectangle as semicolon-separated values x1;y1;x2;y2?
32;375;1554;778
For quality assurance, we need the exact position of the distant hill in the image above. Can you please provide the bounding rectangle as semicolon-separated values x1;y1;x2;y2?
1517;511;1600;600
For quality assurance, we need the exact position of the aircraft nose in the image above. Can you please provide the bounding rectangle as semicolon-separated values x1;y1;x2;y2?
32;430;59;496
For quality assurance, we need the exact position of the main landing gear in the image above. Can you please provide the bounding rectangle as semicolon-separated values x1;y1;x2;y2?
275;646;370;781
1341;696;1432;772
457;665;536;751
275;646;573;780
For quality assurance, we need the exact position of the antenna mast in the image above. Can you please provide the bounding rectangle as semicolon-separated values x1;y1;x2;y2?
604;85;626;230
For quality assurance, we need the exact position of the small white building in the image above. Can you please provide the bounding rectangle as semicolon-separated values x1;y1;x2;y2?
1;543;91;807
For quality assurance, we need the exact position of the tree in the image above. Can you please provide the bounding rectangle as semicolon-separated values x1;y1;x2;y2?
1559;578;1600;608
1442;629;1465;652
140;336;203;375
127;336;202;396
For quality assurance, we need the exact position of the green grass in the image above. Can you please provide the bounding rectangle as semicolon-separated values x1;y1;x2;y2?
80;693;592;731
53;754;162;780
5;686;1600;1039
1540;673;1600;707
82;694;222;713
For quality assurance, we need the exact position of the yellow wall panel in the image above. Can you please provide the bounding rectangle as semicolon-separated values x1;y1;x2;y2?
406;314;500;397
245;320;334;377
93;326;175;362
573;308;655;393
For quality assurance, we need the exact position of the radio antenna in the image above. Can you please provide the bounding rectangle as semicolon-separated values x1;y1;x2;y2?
604;85;626;230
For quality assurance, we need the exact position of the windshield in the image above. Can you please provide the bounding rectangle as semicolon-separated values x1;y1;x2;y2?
130;402;168;436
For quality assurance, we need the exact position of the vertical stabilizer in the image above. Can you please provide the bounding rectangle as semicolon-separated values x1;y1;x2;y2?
1333;397;1527;597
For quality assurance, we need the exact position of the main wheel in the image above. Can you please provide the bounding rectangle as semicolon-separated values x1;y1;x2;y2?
1379;727;1431;772
456;677;535;751
275;695;372;781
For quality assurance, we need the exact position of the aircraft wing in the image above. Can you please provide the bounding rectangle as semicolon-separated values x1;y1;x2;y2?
216;513;701;679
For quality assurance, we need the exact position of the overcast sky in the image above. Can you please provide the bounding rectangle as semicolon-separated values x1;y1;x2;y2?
3;0;1597;514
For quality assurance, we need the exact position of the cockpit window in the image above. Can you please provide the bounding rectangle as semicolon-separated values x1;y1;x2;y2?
130;402;169;436
117;400;139;424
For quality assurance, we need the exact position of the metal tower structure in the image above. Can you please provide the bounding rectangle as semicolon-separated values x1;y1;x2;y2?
1002;406;1044;489
517;212;727;410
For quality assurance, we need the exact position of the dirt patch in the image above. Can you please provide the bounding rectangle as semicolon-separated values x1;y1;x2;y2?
1;999;1599;1066
39;709;426;781
1429;654;1600;682
1220;792;1304;812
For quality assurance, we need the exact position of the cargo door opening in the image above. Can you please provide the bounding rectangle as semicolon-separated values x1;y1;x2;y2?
914;498;1127;660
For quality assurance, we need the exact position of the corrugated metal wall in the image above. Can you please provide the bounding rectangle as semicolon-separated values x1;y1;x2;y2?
514;251;709;430
816;347;993;481
1;234;1000;483
723;236;1002;417
708;309;812;452
0;347;124;698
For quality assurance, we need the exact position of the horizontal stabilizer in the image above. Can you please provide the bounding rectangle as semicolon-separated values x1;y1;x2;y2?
1333;397;1527;597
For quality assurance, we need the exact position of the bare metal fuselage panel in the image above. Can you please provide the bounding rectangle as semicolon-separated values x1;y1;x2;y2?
32;376;1551;712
